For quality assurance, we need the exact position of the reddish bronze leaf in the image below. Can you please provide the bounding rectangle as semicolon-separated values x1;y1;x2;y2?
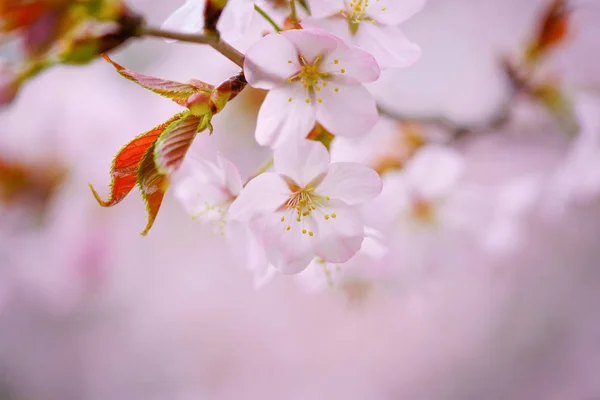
527;0;570;63
154;113;203;174
136;141;168;236
102;54;213;106
90;112;186;207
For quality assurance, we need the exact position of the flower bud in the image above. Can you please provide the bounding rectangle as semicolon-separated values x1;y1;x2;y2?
186;91;212;116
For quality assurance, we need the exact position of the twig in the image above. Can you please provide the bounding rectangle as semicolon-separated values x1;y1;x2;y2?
141;26;245;68
245;157;273;185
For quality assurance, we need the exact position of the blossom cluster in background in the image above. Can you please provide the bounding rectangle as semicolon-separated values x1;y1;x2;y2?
1;0;600;399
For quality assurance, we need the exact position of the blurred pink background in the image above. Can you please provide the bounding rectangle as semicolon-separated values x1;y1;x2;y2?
1;0;600;399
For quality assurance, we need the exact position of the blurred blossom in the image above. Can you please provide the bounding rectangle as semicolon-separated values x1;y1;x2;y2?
297;226;388;296
366;145;474;230
174;151;242;227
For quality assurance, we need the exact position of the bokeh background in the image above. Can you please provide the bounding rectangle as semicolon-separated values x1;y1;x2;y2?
1;0;600;399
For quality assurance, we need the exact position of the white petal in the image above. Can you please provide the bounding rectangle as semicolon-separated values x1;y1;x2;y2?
315;83;378;138
317;162;382;205
216;152;242;197
161;0;206;41
361;171;411;227
244;33;300;90
314;201;364;263
302;16;353;46
255;84;317;148
361;227;388;260
174;175;224;217
366;0;427;25
405;145;466;200
281;28;338;64
228;173;290;221
260;212;318;274
217;0;255;42
321;38;381;83
307;0;342;18
275;139;330;188
354;24;421;69
225;220;269;274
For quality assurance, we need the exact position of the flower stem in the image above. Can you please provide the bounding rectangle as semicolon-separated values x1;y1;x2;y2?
254;4;282;32
246;157;274;185
297;0;311;15
290;0;298;22
141;26;245;68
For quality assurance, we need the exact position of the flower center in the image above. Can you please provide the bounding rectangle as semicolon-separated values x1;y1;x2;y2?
341;0;384;35
286;186;317;220
411;197;436;223
287;54;330;92
279;185;336;235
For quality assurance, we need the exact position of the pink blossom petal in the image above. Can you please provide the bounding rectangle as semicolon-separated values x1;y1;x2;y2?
317;162;382;205
315;84;378;138
406;145;466;200
161;0;206;40
260;212;318;274
244;33;300;90
217;0;256;42
228;173;290;221
367;0;427;25
226;220;270;277
216;152;242;197
281;29;338;64
321;39;381;83
362;171;412;227
307;0;342;18
354;24;421;69
302;16;353;46
275;140;330;188
255;84;317;147
314;201;364;263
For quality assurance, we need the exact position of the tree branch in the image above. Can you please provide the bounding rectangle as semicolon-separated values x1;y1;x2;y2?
141;26;245;68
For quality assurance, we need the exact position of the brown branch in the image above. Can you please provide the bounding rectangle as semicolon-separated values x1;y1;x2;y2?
141;26;245;68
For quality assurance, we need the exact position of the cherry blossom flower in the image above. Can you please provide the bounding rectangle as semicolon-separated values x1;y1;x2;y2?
162;0;261;42
366;145;471;229
244;28;380;148
303;0;425;69
173;152;242;226
228;139;382;274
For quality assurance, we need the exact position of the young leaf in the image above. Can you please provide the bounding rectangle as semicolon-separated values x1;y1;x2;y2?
137;141;169;236
154;112;204;174
90;112;186;207
526;0;570;64
102;54;213;106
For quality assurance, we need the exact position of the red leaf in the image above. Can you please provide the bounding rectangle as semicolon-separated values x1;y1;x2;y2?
90;112;186;207
154;113;204;174
527;0;570;63
102;54;213;106
136;141;168;236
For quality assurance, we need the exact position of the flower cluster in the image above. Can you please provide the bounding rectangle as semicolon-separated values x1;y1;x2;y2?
2;0;593;300
156;0;424;284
